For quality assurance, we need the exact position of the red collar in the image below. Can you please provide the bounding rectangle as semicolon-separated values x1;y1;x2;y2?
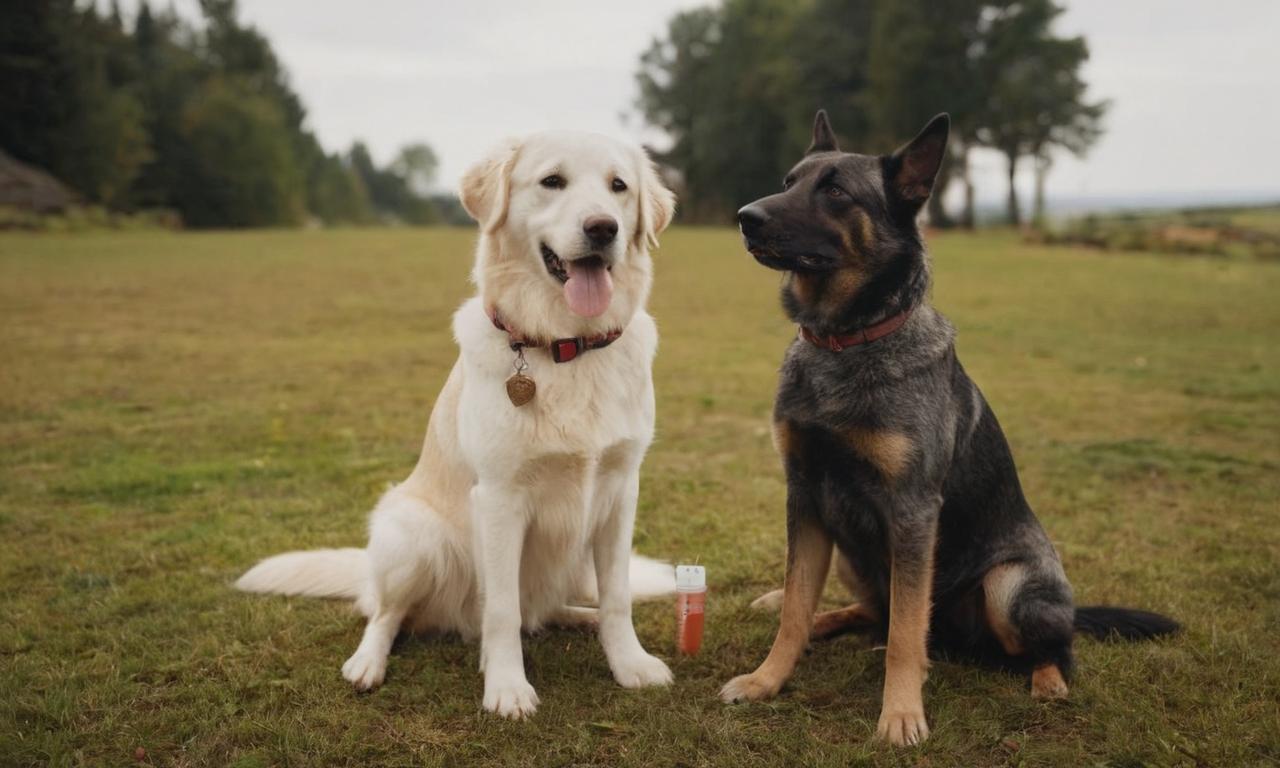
798;308;912;352
489;308;622;363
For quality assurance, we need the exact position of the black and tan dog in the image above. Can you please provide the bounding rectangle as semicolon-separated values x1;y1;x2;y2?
719;110;1178;745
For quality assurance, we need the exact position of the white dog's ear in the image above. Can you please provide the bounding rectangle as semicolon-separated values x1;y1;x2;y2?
460;138;521;233
634;150;676;249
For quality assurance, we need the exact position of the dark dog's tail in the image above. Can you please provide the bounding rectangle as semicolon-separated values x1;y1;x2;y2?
1073;606;1180;641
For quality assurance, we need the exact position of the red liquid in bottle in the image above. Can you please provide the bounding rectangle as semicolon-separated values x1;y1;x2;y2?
675;565;706;655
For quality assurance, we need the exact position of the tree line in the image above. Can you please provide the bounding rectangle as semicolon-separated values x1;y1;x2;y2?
1;0;463;227
636;0;1106;226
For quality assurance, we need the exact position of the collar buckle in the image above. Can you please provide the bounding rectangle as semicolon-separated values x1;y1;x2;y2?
550;337;583;363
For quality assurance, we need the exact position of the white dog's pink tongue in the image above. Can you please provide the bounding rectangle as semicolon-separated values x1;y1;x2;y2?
564;260;613;318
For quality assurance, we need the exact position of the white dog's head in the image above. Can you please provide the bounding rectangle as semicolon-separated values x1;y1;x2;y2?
460;131;676;339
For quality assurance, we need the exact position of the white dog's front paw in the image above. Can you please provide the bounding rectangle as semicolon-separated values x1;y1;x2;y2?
610;651;674;689
342;649;387;691
749;588;785;612
483;677;540;720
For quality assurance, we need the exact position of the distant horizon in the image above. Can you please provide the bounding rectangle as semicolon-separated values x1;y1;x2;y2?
965;188;1280;220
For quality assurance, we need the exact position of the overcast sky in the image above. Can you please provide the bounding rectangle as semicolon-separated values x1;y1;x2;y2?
122;0;1279;208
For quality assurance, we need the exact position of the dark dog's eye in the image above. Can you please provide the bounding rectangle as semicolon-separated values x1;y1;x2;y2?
782;177;794;190
540;175;566;190
611;178;628;193
825;185;846;199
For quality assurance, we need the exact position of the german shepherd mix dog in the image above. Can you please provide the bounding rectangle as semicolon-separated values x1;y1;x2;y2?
720;111;1178;744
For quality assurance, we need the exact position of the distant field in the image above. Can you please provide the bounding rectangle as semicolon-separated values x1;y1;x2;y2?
1048;204;1280;260
1;227;1277;767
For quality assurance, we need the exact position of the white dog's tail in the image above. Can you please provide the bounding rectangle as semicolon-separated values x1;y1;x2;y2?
628;554;677;601
237;548;674;605
235;548;368;600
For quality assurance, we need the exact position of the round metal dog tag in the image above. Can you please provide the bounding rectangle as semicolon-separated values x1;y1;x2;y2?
506;373;536;407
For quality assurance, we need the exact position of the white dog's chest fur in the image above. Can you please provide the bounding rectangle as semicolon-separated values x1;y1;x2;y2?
395;298;658;631
456;297;655;459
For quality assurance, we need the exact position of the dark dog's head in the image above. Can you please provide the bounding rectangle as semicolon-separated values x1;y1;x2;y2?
738;110;949;332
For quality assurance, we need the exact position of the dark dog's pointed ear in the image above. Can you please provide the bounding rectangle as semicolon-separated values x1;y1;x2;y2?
887;113;950;206
807;109;839;154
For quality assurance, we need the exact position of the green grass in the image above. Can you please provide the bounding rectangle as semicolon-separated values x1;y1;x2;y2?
1;227;1277;767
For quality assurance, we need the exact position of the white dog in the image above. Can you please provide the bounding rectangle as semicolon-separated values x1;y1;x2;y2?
236;130;678;719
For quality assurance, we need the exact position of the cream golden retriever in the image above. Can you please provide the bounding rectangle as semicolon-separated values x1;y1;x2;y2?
236;130;677;719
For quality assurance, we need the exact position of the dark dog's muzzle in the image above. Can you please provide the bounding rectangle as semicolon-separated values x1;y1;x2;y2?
738;203;769;237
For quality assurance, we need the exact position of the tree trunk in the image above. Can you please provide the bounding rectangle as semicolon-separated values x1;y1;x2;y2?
958;146;975;230
926;151;953;228
1032;153;1051;226
1005;151;1021;227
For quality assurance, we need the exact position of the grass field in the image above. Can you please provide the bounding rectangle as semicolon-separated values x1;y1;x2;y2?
2;227;1277;767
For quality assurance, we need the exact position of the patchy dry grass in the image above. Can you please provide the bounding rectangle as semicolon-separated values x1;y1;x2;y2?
1;227;1277;767
1044;204;1280;260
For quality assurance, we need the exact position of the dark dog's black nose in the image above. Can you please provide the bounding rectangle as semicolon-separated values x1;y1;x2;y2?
584;215;618;247
737;204;768;234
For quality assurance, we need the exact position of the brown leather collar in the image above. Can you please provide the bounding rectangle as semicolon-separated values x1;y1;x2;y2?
489;308;622;363
798;308;912;352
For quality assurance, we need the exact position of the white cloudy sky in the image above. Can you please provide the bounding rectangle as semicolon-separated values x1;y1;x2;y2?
121;0;1279;208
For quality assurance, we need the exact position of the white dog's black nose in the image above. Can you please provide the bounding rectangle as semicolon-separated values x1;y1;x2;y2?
584;215;618;247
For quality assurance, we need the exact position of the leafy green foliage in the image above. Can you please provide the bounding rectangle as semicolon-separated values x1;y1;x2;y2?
972;0;1107;224
637;0;1107;226
0;0;436;228
307;151;375;226
867;0;984;226
175;77;305;228
349;142;441;225
0;0;150;208
638;0;868;223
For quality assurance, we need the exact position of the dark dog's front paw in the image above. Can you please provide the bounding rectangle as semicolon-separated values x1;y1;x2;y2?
876;707;930;745
720;672;782;703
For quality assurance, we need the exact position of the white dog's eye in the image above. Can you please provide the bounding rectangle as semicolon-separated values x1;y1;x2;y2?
611;178;628;193
540;175;566;190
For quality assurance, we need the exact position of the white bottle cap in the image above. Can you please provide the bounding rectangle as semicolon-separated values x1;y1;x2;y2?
675;564;706;591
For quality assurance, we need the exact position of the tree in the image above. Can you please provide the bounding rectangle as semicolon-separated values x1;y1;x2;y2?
637;0;976;224
176;77;304;227
131;1;206;209
0;1;83;181
783;0;876;157
72;87;151;206
349;142;400;218
971;0;1106;225
636;0;1107;227
0;0;421;226
866;0;983;227
637;0;805;222
301;134;372;225
199;0;305;135
0;1;151;207
1026;52;1106;224
392;143;439;197
348;142;441;224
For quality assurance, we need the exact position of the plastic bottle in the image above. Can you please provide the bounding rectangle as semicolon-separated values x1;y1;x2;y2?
675;564;706;655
